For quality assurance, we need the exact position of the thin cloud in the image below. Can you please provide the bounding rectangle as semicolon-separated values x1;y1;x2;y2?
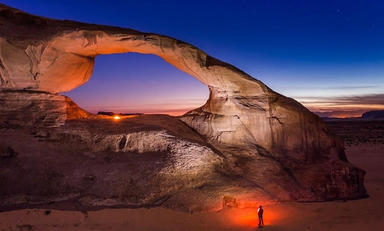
290;85;379;90
298;93;384;105
296;93;384;118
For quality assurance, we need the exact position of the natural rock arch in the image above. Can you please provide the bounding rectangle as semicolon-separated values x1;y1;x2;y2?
0;3;366;209
0;3;328;151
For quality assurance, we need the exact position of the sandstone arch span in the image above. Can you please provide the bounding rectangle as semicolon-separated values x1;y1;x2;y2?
0;3;332;151
0;3;366;210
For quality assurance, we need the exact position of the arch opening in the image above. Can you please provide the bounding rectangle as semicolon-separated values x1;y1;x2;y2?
64;53;209;116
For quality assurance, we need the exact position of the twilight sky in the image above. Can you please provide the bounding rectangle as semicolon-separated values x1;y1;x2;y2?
4;0;384;117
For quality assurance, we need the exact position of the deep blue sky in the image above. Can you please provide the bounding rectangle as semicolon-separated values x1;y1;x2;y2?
4;0;384;116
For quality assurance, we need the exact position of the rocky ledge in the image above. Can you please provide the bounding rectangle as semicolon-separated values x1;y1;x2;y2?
0;3;366;212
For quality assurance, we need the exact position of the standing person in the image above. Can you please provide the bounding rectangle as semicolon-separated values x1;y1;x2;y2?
257;205;264;227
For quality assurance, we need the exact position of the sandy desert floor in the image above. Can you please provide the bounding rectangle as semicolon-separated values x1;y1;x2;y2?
0;140;383;231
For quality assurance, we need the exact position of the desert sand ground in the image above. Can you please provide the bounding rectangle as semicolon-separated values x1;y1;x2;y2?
0;124;383;231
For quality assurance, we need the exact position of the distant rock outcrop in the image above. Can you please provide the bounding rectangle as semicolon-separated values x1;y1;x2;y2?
0;3;366;211
362;110;384;120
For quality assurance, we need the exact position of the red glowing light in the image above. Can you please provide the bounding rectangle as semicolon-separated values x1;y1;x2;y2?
224;203;287;228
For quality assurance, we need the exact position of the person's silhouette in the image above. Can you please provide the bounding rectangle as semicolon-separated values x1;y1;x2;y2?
257;205;264;227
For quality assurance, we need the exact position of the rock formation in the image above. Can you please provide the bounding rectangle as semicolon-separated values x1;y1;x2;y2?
0;3;366;211
362;110;384;120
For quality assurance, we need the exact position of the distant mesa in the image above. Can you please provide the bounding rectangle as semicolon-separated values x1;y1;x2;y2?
97;111;144;116
362;110;384;120
322;110;384;121
97;111;115;116
0;3;366;212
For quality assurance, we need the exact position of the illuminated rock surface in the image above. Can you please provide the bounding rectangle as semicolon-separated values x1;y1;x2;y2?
0;4;366;211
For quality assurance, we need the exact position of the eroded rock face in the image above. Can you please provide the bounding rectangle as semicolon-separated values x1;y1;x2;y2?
0;3;366;211
0;90;89;127
0;116;226;211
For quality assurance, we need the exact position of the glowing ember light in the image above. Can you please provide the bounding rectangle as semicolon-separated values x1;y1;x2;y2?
113;115;121;120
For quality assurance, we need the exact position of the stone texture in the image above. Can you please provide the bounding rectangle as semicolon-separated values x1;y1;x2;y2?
0;116;244;212
0;90;89;127
0;3;367;211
